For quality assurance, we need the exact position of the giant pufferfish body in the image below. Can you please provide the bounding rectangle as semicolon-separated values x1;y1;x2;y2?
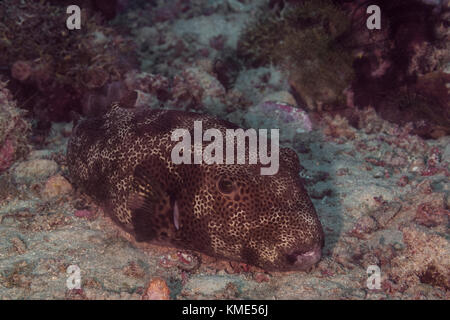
67;104;324;271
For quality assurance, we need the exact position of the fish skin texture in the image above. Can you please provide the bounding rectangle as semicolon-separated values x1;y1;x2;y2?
67;104;324;271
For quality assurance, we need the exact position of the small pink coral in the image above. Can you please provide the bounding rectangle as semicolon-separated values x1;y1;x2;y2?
74;209;93;219
396;176;409;187
322;114;356;140
415;202;449;227
171;73;203;108
257;101;313;131
0;138;15;172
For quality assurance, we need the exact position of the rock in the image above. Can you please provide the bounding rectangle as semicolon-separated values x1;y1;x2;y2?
244;100;312;143
0;139;15;172
10;236;27;254
260;91;297;106
415;202;449;227
367;229;405;251
142;277;170;300
443;142;450;160
41;175;72;199
0;81;31;172
444;62;450;74
253;272;270;283
348;215;378;238
182;275;240;296
13;159;58;183
227;0;248;12
135;26;159;48
370;202;402;227
389;227;449;290
28;150;53;160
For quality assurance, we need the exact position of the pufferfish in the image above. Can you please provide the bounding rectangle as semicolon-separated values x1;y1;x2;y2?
67;104;324;271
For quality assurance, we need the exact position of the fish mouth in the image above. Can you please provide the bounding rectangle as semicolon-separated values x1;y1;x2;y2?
285;244;322;271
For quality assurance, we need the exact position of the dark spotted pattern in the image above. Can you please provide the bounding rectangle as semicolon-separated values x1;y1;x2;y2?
67;104;324;271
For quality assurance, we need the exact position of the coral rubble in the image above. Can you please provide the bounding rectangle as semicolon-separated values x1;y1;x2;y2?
0;80;30;172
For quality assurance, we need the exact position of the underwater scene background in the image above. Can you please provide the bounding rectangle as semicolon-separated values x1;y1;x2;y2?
0;0;448;299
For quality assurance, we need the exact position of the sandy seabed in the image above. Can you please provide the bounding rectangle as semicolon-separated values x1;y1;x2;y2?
0;0;448;299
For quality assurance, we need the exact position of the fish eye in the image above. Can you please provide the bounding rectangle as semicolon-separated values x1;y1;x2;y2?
218;178;234;194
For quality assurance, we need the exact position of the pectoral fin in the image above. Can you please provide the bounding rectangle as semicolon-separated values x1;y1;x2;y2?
127;162;178;242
